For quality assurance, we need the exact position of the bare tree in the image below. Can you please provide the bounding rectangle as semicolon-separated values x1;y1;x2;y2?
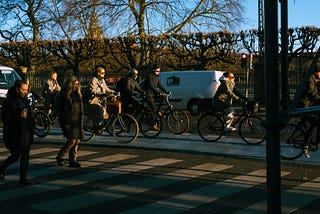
0;0;45;42
96;0;243;36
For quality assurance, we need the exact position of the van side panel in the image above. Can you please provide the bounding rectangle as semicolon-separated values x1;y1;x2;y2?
159;70;224;110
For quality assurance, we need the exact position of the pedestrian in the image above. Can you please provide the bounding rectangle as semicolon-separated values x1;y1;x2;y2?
56;77;84;168
213;71;246;131
0;80;35;185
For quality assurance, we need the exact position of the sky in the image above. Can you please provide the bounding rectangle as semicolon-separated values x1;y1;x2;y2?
238;0;320;31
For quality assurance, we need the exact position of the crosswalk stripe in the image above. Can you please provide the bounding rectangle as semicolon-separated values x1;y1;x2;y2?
119;169;290;214
1;157;181;203
30;148;59;155
29;163;231;213
89;154;137;162
0;147;8;152
234;176;320;214
0;150;99;183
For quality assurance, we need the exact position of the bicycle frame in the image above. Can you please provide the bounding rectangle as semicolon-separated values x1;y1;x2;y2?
221;102;252;129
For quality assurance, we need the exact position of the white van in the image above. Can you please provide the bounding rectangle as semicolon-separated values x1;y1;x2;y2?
0;66;22;99
159;70;225;115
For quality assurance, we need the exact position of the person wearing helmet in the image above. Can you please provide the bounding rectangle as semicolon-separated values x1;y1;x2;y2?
118;68;145;114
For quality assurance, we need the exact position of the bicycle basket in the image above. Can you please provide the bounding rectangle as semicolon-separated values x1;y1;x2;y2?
246;101;259;113
107;98;122;114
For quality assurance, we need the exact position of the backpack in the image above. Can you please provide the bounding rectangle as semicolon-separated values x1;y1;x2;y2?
115;77;127;92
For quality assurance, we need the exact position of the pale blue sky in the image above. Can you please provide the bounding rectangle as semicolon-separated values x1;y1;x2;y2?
238;0;320;30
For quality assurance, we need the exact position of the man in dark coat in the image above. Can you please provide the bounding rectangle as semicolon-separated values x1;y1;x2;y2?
56;77;84;168
141;64;169;116
0;80;35;185
118;68;145;114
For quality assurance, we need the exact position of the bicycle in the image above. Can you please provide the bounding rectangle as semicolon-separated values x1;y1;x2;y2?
197;100;266;145
82;93;139;144
27;93;51;138
280;114;319;160
31;94;58;138
133;93;190;138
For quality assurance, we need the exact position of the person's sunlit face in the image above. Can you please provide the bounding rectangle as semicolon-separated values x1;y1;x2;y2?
228;73;235;82
51;72;58;80
72;81;79;91
19;83;29;98
98;69;105;78
154;68;160;75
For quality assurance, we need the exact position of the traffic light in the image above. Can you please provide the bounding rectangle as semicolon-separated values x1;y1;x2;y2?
241;53;247;69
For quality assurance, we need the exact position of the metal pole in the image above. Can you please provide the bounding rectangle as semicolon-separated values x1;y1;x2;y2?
280;0;289;110
264;0;281;213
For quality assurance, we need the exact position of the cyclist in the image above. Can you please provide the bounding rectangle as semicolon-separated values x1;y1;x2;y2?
86;65;116;129
141;64;170;117
116;68;145;115
298;69;320;158
42;70;61;115
213;71;247;131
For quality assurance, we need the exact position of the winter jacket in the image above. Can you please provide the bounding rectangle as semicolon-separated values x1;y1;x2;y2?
2;86;35;149
213;76;245;112
142;72;168;95
58;91;84;140
299;73;320;107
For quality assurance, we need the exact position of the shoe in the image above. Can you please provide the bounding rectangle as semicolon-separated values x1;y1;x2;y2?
56;156;66;167
153;124;160;131
304;147;310;158
0;170;4;181
19;179;33;185
69;162;81;168
224;126;236;132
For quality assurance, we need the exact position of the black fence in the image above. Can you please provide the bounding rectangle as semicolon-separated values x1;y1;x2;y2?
28;66;307;107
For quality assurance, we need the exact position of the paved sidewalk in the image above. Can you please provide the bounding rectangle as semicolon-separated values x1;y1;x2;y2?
29;128;320;166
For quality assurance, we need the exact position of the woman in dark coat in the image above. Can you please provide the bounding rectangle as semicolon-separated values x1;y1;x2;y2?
56;76;84;168
0;80;35;185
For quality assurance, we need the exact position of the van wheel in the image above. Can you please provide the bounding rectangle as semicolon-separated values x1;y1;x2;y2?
188;100;202;116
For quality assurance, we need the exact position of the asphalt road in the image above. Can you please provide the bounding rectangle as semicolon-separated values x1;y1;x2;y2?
1;119;320;213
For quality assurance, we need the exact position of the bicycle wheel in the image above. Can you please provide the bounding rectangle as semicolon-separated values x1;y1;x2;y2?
138;111;162;138
82;113;96;142
280;122;305;160
197;114;224;142
166;109;190;134
239;115;266;145
34;111;50;138
112;113;139;144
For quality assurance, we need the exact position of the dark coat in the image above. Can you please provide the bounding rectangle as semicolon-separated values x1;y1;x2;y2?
58;91;84;140
213;77;245;112
122;75;144;97
299;73;320;107
142;72;168;94
2;86;35;150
